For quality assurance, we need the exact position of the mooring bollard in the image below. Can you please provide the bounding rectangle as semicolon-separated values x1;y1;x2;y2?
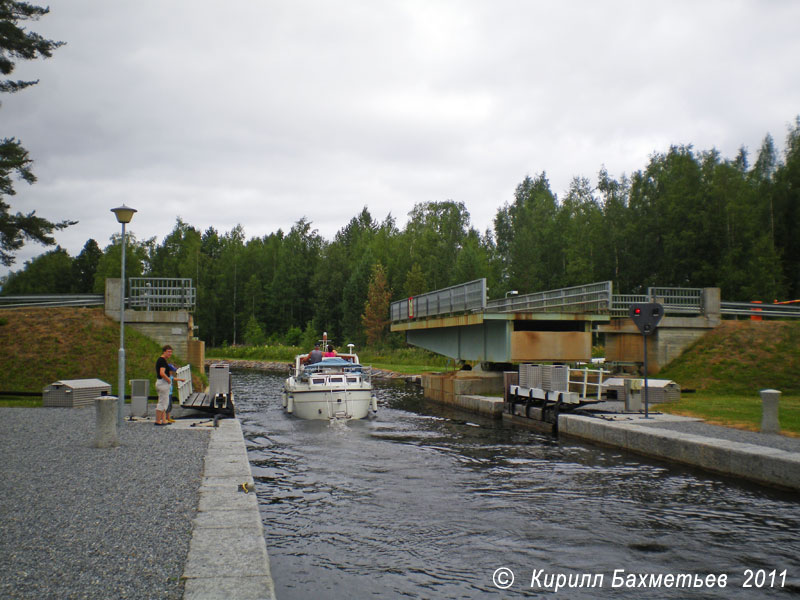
760;389;781;434
95;396;119;448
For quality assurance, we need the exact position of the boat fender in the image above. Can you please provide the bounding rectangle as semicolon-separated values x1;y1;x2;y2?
281;391;287;408
287;396;294;413
371;395;378;413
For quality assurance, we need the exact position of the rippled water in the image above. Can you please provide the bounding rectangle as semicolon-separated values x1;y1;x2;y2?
235;370;800;599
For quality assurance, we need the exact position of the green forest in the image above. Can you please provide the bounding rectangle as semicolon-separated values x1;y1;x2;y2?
2;119;799;348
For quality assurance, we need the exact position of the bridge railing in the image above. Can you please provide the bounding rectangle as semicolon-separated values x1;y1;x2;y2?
486;281;613;313
0;294;105;309
390;279;486;321
611;287;704;317
128;278;196;311
647;287;704;314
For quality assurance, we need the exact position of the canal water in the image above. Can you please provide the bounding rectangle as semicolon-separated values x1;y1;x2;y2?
235;370;800;599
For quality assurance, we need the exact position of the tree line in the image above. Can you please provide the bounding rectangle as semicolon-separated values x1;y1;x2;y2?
2;119;799;348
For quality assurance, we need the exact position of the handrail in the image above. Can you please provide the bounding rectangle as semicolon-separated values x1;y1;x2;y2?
176;364;193;404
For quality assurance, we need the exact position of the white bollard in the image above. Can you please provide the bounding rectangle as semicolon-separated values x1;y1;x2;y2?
760;389;781;434
95;396;119;448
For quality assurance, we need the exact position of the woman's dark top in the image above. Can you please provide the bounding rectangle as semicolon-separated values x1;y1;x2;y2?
155;356;169;380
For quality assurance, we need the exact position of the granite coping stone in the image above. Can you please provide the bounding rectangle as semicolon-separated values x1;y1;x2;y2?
559;413;800;491
182;418;276;600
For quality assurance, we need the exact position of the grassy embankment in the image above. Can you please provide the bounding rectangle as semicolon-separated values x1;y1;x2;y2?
0;307;205;407
206;343;450;374
657;320;800;435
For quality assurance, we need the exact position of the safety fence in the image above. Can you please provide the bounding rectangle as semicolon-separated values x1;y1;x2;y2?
128;278;195;311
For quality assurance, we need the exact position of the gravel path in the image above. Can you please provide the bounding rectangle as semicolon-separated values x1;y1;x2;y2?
0;407;209;599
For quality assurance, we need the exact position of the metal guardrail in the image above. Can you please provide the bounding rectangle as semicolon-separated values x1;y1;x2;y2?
0;294;104;309
390;279;486;321
610;294;648;316
128;278;195;311
647;287;704;314
611;288;704;317
720;301;800;318
487;281;612;313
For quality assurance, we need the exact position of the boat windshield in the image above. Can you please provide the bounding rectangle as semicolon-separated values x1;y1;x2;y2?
302;357;363;376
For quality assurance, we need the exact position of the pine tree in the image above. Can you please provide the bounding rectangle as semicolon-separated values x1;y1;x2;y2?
362;263;391;347
1;1;72;265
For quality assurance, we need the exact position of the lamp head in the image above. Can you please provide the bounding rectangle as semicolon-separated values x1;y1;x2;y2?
111;204;137;224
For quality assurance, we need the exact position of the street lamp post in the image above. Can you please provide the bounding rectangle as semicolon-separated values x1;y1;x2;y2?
111;204;137;427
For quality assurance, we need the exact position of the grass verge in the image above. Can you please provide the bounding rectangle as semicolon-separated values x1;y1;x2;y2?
658;393;800;436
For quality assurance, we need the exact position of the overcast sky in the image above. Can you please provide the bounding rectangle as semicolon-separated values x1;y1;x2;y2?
3;0;799;276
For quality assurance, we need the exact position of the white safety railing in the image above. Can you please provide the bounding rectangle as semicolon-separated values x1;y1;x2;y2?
568;366;611;401
175;364;193;405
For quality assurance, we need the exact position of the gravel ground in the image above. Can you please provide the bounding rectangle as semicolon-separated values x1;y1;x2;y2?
0;407;209;599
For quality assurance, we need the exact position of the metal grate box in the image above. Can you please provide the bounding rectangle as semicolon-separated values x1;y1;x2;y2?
604;378;680;404
43;379;112;408
518;364;568;392
208;363;231;398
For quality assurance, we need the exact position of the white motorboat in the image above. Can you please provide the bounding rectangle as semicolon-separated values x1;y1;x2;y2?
282;347;378;420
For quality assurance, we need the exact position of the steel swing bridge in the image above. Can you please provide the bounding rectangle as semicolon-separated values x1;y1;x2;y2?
389;279;800;366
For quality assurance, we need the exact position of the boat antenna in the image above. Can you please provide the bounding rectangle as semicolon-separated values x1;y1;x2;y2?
347;343;355;354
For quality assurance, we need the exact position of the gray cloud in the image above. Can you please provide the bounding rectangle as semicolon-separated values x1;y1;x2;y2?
3;0;799;274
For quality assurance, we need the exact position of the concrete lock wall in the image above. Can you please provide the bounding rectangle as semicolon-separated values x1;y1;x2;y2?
421;371;505;417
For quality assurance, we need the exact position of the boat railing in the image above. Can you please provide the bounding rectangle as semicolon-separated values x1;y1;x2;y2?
298;363;372;383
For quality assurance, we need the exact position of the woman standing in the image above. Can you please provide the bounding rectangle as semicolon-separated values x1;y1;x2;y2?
154;345;173;426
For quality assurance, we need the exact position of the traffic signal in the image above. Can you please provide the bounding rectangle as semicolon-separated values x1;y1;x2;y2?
629;302;664;336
